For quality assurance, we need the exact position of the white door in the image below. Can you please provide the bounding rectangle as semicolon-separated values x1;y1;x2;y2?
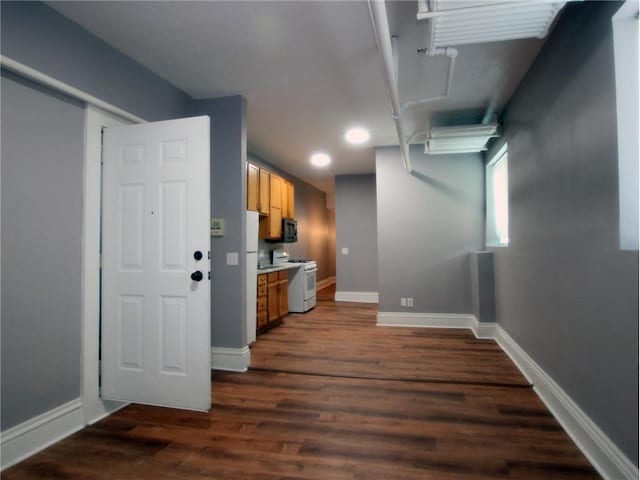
101;115;211;411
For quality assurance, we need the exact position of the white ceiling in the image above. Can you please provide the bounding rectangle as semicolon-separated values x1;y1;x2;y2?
48;1;550;194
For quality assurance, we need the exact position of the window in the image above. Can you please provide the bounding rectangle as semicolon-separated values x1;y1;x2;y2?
486;144;509;247
612;0;639;250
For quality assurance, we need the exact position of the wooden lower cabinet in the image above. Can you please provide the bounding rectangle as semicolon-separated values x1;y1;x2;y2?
257;270;288;334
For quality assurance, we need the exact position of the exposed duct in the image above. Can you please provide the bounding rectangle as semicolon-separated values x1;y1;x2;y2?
418;0;566;47
424;123;499;155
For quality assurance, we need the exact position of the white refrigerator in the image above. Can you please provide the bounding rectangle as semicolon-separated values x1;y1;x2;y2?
246;211;259;344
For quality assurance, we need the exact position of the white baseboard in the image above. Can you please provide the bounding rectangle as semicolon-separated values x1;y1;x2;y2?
378;312;638;480
316;276;336;291
377;311;475;328
494;326;638;480
335;291;379;303
211;346;251;372
1;398;84;470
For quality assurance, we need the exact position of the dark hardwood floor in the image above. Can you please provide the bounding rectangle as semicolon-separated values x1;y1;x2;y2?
3;285;601;479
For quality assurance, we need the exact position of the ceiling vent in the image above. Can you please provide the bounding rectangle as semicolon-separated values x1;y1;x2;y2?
418;0;566;47
424;123;499;155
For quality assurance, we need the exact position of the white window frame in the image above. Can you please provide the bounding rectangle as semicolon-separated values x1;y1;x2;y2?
486;144;509;247
612;0;639;251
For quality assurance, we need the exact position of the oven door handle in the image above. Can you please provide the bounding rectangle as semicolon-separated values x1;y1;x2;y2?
305;267;318;273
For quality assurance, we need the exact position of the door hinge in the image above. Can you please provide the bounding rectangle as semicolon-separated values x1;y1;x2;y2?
208;271;211;280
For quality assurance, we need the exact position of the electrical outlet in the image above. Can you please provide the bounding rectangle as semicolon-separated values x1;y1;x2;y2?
407;297;414;307
341;247;349;255
401;297;407;307
258;250;265;258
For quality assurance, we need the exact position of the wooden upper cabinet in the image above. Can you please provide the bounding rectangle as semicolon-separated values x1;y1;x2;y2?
249;164;295;237
270;175;282;209
247;163;259;212
282;181;295;219
247;162;270;215
268;203;282;239
258;169;270;215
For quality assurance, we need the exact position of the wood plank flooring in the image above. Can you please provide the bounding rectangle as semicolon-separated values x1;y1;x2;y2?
3;286;601;479
251;301;528;387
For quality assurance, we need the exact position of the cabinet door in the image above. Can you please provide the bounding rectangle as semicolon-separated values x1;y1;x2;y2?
258;169;270;215
247;163;259;211
267;281;279;323
269;207;282;239
270;175;282;209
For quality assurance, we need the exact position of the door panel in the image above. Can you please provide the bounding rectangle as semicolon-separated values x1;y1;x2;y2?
101;115;211;411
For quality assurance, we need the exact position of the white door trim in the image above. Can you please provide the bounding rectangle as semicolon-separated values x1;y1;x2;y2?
81;105;139;424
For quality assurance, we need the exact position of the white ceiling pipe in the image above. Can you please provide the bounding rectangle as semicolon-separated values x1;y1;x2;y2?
402;47;457;111
368;0;412;173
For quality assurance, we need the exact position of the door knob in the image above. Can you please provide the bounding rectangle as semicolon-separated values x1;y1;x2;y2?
190;271;204;282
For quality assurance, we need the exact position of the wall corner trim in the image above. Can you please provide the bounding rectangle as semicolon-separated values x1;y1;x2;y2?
210;346;251;372
335;291;379;303
377;312;638;480
494;326;639;480
0;398;84;471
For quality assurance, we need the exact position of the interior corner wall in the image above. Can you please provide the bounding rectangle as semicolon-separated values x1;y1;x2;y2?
488;1;638;464
335;174;378;293
376;146;484;313
1;1;194;431
190;96;248;349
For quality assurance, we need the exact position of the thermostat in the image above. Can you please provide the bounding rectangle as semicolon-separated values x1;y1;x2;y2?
210;218;225;237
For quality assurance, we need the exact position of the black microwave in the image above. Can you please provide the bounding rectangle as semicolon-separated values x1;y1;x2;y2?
282;218;297;243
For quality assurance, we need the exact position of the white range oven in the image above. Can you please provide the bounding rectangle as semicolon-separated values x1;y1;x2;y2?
272;249;317;313
288;259;317;312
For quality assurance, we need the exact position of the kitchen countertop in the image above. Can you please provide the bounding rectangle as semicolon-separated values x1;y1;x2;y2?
256;263;303;273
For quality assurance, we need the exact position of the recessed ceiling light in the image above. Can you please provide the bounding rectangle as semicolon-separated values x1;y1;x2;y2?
345;127;370;145
310;152;331;167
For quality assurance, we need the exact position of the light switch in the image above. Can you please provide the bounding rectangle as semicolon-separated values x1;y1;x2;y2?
341;247;349;255
226;252;239;265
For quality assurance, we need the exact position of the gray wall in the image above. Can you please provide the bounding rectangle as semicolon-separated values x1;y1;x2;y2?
249;154;334;283
0;1;192;121
191;97;248;349
327;208;336;278
487;1;638;463
376;146;484;312
1;72;85;430
335;174;378;292
0;2;194;430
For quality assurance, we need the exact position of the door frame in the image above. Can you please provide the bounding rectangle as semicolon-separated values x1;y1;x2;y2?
81;105;138;424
